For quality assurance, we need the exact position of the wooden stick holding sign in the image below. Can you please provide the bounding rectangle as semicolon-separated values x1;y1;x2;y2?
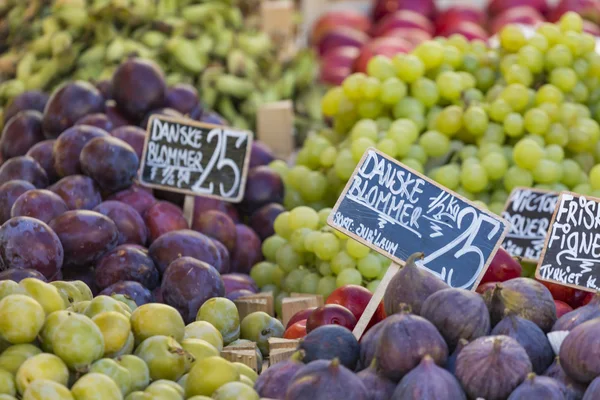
260;1;295;42
257;101;294;160
326;147;509;339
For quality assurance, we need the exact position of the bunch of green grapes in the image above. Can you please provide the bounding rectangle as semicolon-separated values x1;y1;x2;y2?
271;12;600;216
249;206;391;303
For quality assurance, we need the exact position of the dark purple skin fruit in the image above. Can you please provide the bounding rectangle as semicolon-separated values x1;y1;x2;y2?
0;216;64;280
193;197;241;225
552;294;600;332
254;358;303;399
249;203;285;241
49;210;119;269
211;239;231;274
49;175;102;210
42;81;105;138
165;84;199;115
0;156;48;188
0;268;48;282
80;136;139;193
0;110;45;159
99;280;154;306
152;189;185;208
110;125;146;159
192;210;237;252
61;266;97;295
238;166;285;215
4;90;49;123
105;100;132;128
507;374;568;400
95;80;113;100
161;256;225;323
140;107;183;130
456;335;532;400
93;201;148;246
143;201;188;243
444;339;469;376
230;224;263;275
226;289;255;302
75;113;114;132
0;180;36;224
583;376;600;400
544;357;587;400
112;58;166;122
357;319;388;371
11;189;69;224
26;140;59;183
299;325;360;370
559;318;600;384
53;124;109;178
249;141;276;169
95;244;159;290
199;110;228;126
107;184;156;216
221;273;258;294
152;286;163;303
148;229;227;275
357;363;397;400
392;355;467;400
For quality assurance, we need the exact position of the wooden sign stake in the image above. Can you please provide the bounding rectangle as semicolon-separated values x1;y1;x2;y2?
281;295;321;328
257;101;294;160
260;0;294;43
183;195;195;227
352;263;399;340
234;292;274;321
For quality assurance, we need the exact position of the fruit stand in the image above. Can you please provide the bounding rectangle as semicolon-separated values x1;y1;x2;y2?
2;0;600;399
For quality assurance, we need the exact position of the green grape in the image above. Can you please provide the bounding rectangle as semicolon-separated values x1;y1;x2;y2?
413;41;445;70
546;123;569;146
504;166;534;191
477;123;506;146
334;149;357;180
283;269;308;293
346;240;370;259
380;77;407;105
538;22;562;46
505;64;533;86
357;254;382;279
545;144;565;163
436;71;463;100
289;228;312;253
288;206;319;231
503;113;524;137
533;159;562;184
561;159;582;188
393;54;425;83
317;208;332;227
321;87;343;117
482;152;508;181
250;262;278;288
300;172;327;203
491;189;509;203
443;45;463;68
589;164;600;190
550;67;578;92
316;276;337;298
435;105;463;136
288;165;311;191
405;144;428;165
478;143;503;159
313;233;340;261
571;81;589;103
419;130;450;157
330;251;356;275
431;164;460;190
350;119;378;141
524;108;550;135
536;84;564;105
268;160;288;180
273;212;292;239
360;76;382;100
342;73;367;100
475;68;495;92
573;183;592;195
546;44;573;69
351;137;375;162
367;55;396;81
262;236;286;262
401;158;424;173
336;269;363;288
513;138;544;171
500;84;530;112
300;273;321;294
411;77;439;107
529;32;549;51
275;244;305;273
459;145;478;161
463;106;489;136
318;261;332;276
392;97;425;120
366;280;381;293
460;162;488;193
499;24;526;52
559;11;583;33
518;45;544;73
376;117;392;131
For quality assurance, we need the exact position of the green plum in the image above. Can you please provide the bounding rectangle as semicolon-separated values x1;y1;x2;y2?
183;321;223;351
130;304;185;344
115;355;149;393
124;392;152;400
0;368;15;396
0;295;45;344
181;339;219;367
239;374;255;387
0;344;42;375
16;353;69;395
185;356;239;397
240;312;285;356
144;383;182;400
19;279;66;315
89;358;131;395
70;281;94;301
0;281;25;300
111;294;137;312
105;332;134;358
68;301;90;314
147;380;184;397
233;362;258;383
71;373;123;400
211;382;259;400
49;312;105;370
176;374;188;389
39;311;71;353
84;296;129;319
22;380;73;400
49;281;83;306
134;335;189;381
196;298;240;345
91;311;131;355
226;340;263;373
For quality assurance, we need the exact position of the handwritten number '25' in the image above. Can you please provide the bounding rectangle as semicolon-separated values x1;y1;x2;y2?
191;129;247;197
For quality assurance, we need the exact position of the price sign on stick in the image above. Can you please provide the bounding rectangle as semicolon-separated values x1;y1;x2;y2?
327;149;509;339
501;188;559;263
139;115;253;202
536;192;600;293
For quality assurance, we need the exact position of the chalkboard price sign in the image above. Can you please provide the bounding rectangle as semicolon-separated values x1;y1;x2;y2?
536;192;600;293
139;115;253;202
327;148;509;290
501;188;559;263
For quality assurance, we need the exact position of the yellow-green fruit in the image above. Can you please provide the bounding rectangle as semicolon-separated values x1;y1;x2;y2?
239;374;255;387
19;278;65;315
0;281;25;300
49;281;83;305
196;298;240;345
183;321;223;351
240;312;284;356
133;336;188;381
105;332;134;358
0;345;42;375
185;356;239;397
71;373;123;400
84;296;129;319
39;310;70;352
0;394;17;400
0;369;15;396
211;382;259;400
70;281;93;301
111;295;136;312
233;362;258;383
50;313;105;370
0;294;45;344
181;339;219;367
16;353;68;395
131;304;185;343
145;382;183;400
186;397;212;400
92;311;131;355
176;374;188;389
89;359;131;396
147;380;184;397
115;355;149;393
68;301;90;314
124;392;152;400
22;379;73;400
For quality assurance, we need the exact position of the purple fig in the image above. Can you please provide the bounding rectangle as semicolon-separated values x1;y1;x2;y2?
559;318;600;383
358;319;388;371
553;294;600;332
298;324;359;370
357;360;396;400
421;288;490;351
254;355;303;399
507;374;568;400
583;376;600;400
456;335;532;400
384;252;449;316
544;357;587;400
392;355;467;400
445;338;469;375
484;278;557;332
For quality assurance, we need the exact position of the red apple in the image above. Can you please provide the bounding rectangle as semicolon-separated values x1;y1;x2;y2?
582;292;595;306
549;0;600;23
435;5;487;35
306;304;357;333
440;20;489;41
371;10;435;37
285;307;317;329
584;20;600;36
570;290;595;308
476;281;498;295
316;26;370;56
372;0;437;21
319;46;360;85
353;37;412;73
488;0;548;16
480;248;523;285
555;300;573;319
490;6;545;34
538;280;576;303
284;319;307;339
311;10;372;44
326;285;386;330
381;28;432;47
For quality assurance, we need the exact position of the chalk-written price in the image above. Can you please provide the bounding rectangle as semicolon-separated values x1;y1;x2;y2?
139;115;252;202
